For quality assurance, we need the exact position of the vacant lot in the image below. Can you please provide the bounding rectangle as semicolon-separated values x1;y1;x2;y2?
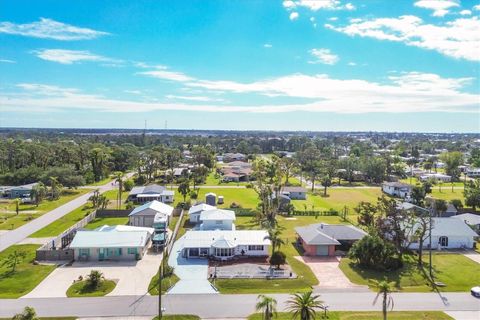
0;244;56;298
0;189;91;230
84;216;129;229
340;253;480;292
196;187;259;209
30;205;94;238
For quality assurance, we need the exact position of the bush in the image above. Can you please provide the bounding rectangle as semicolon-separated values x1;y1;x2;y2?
230;202;242;208
123;179;134;191
450;199;463;209
269;251;287;269
190;191;198;199
125;201;135;210
246;183;254;189
134;175;147;185
348;234;401;271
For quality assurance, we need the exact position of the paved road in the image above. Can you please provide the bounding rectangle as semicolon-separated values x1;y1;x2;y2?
0;174;133;252
0;292;479;318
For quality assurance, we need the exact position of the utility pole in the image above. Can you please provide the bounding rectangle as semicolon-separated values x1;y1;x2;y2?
158;262;163;319
428;205;433;280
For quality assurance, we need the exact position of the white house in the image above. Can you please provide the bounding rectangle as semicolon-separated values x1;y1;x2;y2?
466;168;480;178
181;230;270;259
452;213;480;234
188;203;217;223
127;184;174;204
128;200;174;228
406;217;478;250
419;173;452;182
382;182;413;199
69;225;154;261
199;209;236;230
280;186;307;200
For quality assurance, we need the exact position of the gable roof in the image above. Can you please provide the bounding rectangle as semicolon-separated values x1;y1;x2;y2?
383;182;412;189
182;230;270;248
70;225;153;248
129;200;174;216
129;184;169;196
188;203;217;215
295;223;367;245
200;209;236;221
407;217;478;237
281;186;307;193
451;213;480;226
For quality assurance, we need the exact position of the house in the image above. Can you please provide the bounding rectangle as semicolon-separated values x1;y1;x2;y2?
199;209;236;230
1;183;38;199
127;184;174;203
452;213;480;234
295;223;367;256
69;225;154;261
281;186;307;200
128;200;174;228
188;203;217;223
181;230;270;259
382;182;413;199
405;217;478;250
466;168;480;178
219;161;253;182
223;153;247;163
419;173;452;182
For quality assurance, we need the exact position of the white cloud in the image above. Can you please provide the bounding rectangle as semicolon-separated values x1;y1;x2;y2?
264;43;273;48
348;62;357;66
124;90;143;95
325;15;480;61
289;12;299;20
414;0;459;17
474;5;480;11
283;0;355;11
309;48;339;65
328;17;339;21
137;67;194;82
165;95;226;102
0;59;15;63
0;18;109;40
33;49;121;65
459;9;471;15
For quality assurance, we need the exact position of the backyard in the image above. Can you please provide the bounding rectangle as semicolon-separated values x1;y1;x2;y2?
0;244;56;298
0;188;91;230
195;187;259;209
339;252;480;292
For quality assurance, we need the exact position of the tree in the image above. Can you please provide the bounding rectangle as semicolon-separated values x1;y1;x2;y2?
411;185;426;206
269;251;286;269
296;146;322;192
86;270;104;289
464;179;480;210
355;201;377;228
279;157;297;184
348;234;400;271
255;294;277;320
30;182;47;207
371;279;395;320
114;171;124;210
1;250;26;273
440;151;464;181
287;291;324;320
14;198;20;216
12;306;39;320
48;176;62;200
178;180;190;203
266;228;285;255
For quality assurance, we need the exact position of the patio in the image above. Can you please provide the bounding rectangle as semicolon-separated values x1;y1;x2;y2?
208;259;296;279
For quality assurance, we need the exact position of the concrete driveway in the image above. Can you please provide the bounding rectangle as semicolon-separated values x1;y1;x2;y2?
22;251;162;298
463;251;480;264
167;235;217;294
295;256;368;292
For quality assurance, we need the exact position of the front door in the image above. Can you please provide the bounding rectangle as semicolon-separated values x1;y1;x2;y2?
99;248;105;260
439;236;448;247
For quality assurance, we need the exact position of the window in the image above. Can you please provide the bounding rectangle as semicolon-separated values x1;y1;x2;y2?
215;248;233;256
115;248;122;256
79;248;90;256
248;245;264;251
215;220;223;225
200;248;209;256
128;248;137;254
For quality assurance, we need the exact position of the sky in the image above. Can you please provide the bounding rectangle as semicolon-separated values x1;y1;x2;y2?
0;0;479;132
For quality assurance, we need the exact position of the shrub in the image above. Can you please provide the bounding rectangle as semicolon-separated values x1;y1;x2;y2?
86;270;104;289
134;175;147;185
125;201;135;210
246;183;254;189
269;251;287;269
123;179;134;191
190;191;198;199
348;234;401;271
230;202;242;208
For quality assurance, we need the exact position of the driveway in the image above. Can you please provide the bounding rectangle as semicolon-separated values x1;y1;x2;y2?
22;251;162;298
167;235;217;294
463;251;480;264
295;256;368;291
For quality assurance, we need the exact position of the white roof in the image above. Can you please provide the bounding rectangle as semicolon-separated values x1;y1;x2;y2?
70;225;153;248
188;203;217;215
95;224;154;235
129;200;174;216
182;230;270;249
200;209;236;221
408;218;478;237
452;213;480;226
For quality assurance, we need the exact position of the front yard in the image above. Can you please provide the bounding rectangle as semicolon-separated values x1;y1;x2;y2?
248;311;453;320
0;244;56;298
340;252;480;292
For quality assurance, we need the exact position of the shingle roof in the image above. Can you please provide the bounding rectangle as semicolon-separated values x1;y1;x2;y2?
281;186;307;193
188;203;217;215
295;223;367;245
129;200;174;216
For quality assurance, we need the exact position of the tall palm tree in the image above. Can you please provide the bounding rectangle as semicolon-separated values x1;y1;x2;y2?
266;228;286;255
371;279;395;320
115;171;124;210
49;176;62;200
287;291;323;320
255;294;277;320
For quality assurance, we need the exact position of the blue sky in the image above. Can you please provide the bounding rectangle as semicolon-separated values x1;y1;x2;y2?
0;0;479;132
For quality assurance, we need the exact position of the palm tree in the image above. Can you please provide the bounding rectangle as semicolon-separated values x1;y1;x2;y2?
86;270;105;289
30;182;47;207
115;171;124;210
255;294;277;320
287;291;323;320
49;176;62;200
266;228;285;255
371;279;395;320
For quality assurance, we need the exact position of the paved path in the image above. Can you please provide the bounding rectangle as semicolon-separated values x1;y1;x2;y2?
463;251;480;264
167;236;217;295
446;311;480;320
0;173;134;252
18;237;55;245
0;292;479;318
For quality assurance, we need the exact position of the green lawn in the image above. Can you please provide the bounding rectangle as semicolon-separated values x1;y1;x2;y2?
30;205;94;238
0;318;76;320
340;253;480;292
152;316;200;320
214;215;331;294
248;311;452;320
66;279;116;297
83;217;129;230
429;189;465;202
291;188;382;213
195;188;259;209
148;273;180;295
102;189;129;209
0;189;91;230
86;176;113;186
0;244;56;298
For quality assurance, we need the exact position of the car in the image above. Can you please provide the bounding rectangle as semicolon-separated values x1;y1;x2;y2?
471;286;480;298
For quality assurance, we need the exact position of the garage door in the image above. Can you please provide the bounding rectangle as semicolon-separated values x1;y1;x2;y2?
316;245;329;256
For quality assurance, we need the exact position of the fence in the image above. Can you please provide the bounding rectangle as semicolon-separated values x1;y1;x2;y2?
290;210;339;216
96;209;132;217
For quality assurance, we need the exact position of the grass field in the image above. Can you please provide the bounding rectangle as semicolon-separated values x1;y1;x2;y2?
153;316;200;320
0;244;56;298
84;217;129;229
30;205;94;238
102;189;129;209
0;189;91;230
247;311;452;320
195;188;259;209
291;188;383;213
66;279;116;297
148;272;180;295
340;252;480;292
86;176;113;186
204;171;249;186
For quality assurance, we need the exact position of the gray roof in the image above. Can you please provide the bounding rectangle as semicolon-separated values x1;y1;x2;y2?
296;223;367;245
383;182;412;189
281;186;307;193
129;184;169;196
452;213;480;226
